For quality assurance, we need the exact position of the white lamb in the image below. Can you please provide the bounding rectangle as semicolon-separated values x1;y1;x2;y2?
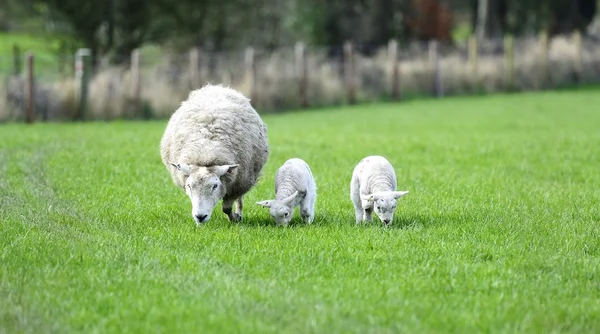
160;84;269;225
350;155;409;226
256;158;317;226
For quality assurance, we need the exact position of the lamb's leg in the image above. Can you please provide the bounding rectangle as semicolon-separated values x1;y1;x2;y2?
354;207;364;224
222;198;242;222
364;207;373;222
300;197;314;224
350;177;363;224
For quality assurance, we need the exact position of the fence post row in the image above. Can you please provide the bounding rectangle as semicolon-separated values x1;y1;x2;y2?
295;42;308;108
244;47;256;105
130;48;141;116
75;48;91;121
504;35;515;91
429;40;443;98
25;52;35;124
344;41;356;105
539;31;549;88
189;47;200;89
468;35;478;79
388;39;400;100
573;30;583;83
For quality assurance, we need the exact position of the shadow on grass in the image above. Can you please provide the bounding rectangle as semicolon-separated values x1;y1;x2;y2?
156;206;470;230
392;210;472;229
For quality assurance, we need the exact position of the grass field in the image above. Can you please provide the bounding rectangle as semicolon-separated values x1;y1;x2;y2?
1;90;600;333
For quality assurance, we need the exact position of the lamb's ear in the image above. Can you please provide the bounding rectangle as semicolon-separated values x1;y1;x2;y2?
361;194;375;202
213;164;239;176
170;163;192;175
256;200;273;208
282;191;299;205
393;191;409;199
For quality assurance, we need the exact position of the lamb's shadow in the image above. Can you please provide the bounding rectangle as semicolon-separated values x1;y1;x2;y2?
155;205;468;230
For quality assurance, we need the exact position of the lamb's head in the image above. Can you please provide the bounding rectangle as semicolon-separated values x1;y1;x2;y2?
362;190;409;225
256;191;300;226
170;162;238;224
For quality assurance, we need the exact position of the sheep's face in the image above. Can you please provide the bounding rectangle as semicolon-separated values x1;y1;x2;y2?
171;163;238;224
256;191;299;226
362;191;409;225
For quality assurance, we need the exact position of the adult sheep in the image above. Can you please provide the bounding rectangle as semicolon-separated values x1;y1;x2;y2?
160;84;269;225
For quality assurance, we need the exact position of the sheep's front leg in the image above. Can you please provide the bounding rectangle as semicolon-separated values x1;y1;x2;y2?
222;198;242;222
234;196;244;221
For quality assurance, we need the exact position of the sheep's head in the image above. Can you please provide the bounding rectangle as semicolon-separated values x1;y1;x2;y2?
361;190;409;225
256;191;300;226
170;162;238;224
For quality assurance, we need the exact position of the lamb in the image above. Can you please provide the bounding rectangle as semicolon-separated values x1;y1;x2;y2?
256;158;317;226
350;155;409;226
160;84;269;225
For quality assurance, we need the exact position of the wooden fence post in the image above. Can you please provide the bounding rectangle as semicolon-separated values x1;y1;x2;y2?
25;52;34;124
58;41;67;76
13;44;21;76
189;47;200;89
539;31;549;88
344;41;356;105
429;40;443;98
130;48;141;116
388;39;400;100
468;35;478;79
244;47;256;105
504;35;515;91
295;42;308;108
75;48;91;121
573;30;583;83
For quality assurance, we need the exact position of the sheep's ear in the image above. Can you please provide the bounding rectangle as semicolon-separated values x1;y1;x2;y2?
361;194;375;202
256;200;273;208
213;164;239;176
393;191;409;199
171;163;192;175
282;191;299;205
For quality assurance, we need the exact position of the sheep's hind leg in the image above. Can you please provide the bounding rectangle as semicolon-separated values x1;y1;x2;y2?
300;198;314;224
222;198;242;222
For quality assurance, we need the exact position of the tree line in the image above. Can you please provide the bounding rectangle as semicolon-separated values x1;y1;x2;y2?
2;0;597;66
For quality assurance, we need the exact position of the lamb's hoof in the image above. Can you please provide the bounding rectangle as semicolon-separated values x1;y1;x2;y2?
302;215;313;224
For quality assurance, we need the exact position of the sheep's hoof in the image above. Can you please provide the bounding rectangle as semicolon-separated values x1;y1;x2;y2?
229;213;242;222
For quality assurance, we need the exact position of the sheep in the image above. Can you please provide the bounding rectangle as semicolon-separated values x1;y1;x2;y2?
160;84;269;225
256;158;317;226
350;155;409;226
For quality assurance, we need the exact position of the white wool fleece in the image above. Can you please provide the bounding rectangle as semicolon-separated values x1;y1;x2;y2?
350;155;408;226
256;158;317;226
160;84;269;225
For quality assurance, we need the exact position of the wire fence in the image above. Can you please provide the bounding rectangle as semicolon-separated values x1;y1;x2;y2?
2;33;600;122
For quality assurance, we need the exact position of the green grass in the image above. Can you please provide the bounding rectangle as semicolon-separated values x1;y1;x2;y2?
1;90;600;333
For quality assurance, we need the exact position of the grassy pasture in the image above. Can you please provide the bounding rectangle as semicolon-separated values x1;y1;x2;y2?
1;90;599;333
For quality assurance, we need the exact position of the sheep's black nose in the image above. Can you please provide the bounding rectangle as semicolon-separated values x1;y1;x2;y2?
383;219;391;225
195;214;208;222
